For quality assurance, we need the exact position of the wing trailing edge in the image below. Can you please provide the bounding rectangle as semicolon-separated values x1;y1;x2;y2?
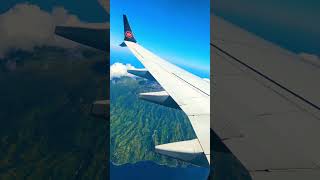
155;139;209;167
139;91;180;109
90;100;109;119
127;69;155;81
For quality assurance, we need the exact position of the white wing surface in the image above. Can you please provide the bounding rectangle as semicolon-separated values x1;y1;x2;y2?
211;15;320;179
121;15;210;167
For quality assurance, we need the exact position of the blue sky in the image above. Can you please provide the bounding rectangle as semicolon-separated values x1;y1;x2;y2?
110;0;210;78
0;0;107;22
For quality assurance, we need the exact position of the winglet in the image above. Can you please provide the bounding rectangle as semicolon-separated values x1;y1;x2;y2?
122;15;137;43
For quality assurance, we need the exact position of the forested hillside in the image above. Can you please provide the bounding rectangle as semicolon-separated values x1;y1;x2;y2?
110;77;196;166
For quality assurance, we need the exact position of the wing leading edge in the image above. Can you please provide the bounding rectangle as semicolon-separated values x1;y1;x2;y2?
120;15;210;167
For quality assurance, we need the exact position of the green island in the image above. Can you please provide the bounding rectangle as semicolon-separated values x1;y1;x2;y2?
0;47;107;180
110;77;196;166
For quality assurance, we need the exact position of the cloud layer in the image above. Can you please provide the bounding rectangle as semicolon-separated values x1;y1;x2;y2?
0;3;108;58
110;62;138;79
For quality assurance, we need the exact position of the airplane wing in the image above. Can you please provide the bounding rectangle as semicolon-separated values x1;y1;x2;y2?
211;15;320;179
120;15;210;167
54;0;109;51
55;26;110;51
55;25;109;51
54;1;110;120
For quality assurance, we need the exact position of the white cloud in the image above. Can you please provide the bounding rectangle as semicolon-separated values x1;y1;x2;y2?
0;3;108;58
110;62;138;79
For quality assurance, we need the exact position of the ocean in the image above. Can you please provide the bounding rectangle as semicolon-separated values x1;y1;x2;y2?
110;161;209;180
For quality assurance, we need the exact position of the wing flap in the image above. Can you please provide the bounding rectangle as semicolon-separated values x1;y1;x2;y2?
91;100;109;119
139;91;180;109
155;139;209;167
127;69;155;81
